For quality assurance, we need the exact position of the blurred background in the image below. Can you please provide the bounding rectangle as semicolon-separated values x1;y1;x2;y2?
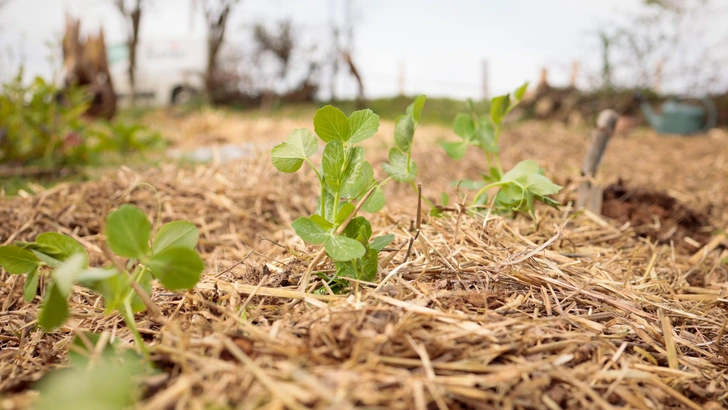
1;0;728;189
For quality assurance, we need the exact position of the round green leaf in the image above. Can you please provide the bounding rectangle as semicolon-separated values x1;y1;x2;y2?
347;109;380;144
291;217;328;245
106;205;152;259
146;248;204;290
36;233;87;262
0;245;39;274
394;114;415;153
314;105;350;143
441;141;469;160
39;284;69;331
453;113;475;139
271;128;318;173
153;221;199;254
324;234;365;261
322;140;345;192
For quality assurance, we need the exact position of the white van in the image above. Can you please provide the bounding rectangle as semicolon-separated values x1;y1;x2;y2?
107;37;206;106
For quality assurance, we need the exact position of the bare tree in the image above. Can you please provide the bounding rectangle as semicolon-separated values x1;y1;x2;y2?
113;0;144;105
196;0;241;102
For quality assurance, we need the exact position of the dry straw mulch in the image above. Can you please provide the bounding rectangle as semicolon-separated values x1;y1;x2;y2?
1;119;728;409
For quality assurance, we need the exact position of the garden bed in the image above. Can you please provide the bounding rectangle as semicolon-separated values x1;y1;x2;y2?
1;118;728;409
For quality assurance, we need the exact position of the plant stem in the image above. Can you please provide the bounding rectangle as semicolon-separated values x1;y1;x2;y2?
121;301;149;356
472;181;507;206
409;181;434;208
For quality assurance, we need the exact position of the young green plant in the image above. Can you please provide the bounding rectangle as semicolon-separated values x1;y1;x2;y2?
441;83;561;217
0;204;204;354
271;96;426;291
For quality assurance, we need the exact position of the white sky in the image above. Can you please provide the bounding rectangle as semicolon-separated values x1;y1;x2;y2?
0;0;723;99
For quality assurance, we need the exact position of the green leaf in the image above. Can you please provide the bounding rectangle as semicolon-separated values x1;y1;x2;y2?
441;141;469;160
153;221;199;254
271;128;318;173
360;248;379;282
24;267;39;303
360;186;385;213
502;160;540;183
370;234;394;251
441;192;450;206
36;233;87;262
347;109;380;144
473;120;498;152
394;114;416;153
525;174;562;196
324;234;366;261
322;140;346;192
106;205;151;259
382;148;418;183
35;359;139;410
453;113;475;139
131;269;153;313
38;284;69;331
335;202;356;225
343;216;372;244
32;250;63;268
451;179;485;190
340;146;367;198
310;214;334;231
291;217;329;244
513;82;528;103
406;95;427;123
490;94;510;126
146;248;204;290
0;245;40;274
334;261;358;280
80;268;124;314
53;253;88;297
314;105;350;143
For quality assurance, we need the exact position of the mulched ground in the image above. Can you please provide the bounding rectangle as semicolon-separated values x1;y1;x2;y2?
1;112;728;409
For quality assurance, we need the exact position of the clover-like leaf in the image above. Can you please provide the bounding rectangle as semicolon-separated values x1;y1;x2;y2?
146;248;204;290
394;114;415;153
360;186;385;213
453;113;475;140
324;234;366;261
106;205;151;259
0;245;39;274
525;173;562;196
322;140;346;192
406;95;427;123
490;94;510;127
38;284;69;331
359;248;379;282
271;128;318;173
153;221;199;254
340;146;367;198
314;105;350;143
291;217;329;244
36;233;87;262
370;234;394;252
382;148;418;183
441;141;469;160
473;120;499;152
348;109;379;144
24;267;39;303
501;160;540;183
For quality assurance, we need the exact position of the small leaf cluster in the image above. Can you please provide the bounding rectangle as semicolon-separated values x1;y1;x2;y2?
441;83;561;217
272;105;394;285
382;96;426;184
0;205;204;333
36;332;146;410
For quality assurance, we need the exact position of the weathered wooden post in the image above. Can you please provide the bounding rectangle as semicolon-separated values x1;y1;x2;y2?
576;109;619;213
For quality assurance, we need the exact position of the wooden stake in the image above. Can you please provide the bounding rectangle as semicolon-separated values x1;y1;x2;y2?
576;109;619;213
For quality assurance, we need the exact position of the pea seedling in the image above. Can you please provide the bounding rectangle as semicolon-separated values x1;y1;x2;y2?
0;204;204;353
441;83;562;217
272;96;427;291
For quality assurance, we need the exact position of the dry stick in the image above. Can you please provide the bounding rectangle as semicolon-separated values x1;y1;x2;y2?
416;183;423;230
576;109;619;213
297;186;377;292
212;250;253;278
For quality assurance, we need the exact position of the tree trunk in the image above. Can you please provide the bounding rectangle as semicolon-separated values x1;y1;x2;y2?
127;0;142;105
204;3;231;104
342;50;365;109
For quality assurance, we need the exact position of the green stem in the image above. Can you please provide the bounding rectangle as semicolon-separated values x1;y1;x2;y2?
304;158;326;215
332;191;341;223
472;181;508;206
121;301;148;356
